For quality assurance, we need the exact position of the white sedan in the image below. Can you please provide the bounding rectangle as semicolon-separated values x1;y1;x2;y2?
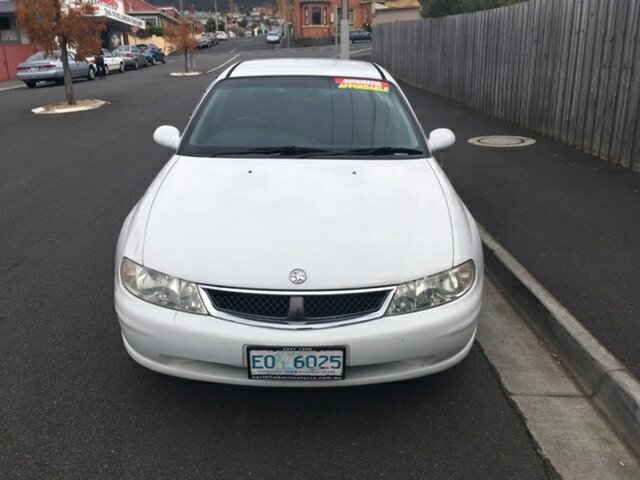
114;59;483;386
86;49;125;74
266;31;281;44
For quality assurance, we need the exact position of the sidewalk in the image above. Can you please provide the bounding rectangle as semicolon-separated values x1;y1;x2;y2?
400;81;640;380
0;79;25;93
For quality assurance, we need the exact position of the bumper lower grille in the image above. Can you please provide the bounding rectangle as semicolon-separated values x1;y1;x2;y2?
205;288;391;324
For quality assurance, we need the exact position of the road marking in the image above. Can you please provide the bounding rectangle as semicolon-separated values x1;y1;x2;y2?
206;54;241;74
230;48;236;53
351;47;372;56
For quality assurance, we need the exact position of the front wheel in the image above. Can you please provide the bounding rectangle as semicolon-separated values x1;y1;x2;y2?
119;62;125;73
25;80;36;88
87;67;96;81
161;55;166;64
150;57;156;66
133;60;139;70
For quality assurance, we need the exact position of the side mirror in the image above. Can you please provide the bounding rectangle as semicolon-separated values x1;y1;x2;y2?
427;128;456;153
153;125;181;151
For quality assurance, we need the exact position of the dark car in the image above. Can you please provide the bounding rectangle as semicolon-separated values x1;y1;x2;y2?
112;45;148;70
135;44;166;65
349;29;372;43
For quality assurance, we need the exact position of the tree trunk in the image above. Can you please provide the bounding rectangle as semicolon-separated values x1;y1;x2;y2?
59;40;76;106
184;48;189;73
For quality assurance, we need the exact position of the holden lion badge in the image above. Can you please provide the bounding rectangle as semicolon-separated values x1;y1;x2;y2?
289;269;307;285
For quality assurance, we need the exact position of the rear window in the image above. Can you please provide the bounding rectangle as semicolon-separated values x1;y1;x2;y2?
181;76;426;158
26;52;58;61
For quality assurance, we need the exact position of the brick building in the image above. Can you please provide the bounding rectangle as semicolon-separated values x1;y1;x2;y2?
293;0;367;40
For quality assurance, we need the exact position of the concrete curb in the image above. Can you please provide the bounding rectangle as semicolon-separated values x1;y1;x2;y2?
31;99;108;114
480;224;640;452
0;83;26;93
169;71;203;77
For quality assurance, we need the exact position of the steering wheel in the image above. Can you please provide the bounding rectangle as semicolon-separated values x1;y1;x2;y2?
223;117;267;131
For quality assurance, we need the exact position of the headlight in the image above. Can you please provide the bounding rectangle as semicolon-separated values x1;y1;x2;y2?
120;258;207;314
387;260;476;315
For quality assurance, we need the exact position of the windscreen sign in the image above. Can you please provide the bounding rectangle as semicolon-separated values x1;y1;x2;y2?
334;78;390;93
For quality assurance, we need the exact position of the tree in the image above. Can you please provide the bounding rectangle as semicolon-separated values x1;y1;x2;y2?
15;0;104;105
205;18;217;32
165;22;198;73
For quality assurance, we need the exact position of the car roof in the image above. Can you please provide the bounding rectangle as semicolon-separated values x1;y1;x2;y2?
229;58;385;80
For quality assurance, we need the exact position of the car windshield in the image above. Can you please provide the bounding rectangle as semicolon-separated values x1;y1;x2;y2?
181;76;426;158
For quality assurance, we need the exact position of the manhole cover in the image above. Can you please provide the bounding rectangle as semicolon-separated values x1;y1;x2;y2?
468;135;536;148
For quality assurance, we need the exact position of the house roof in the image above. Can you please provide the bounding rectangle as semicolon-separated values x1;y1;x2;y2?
125;0;161;12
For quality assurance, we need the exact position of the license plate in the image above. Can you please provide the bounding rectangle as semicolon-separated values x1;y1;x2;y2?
30;67;40;72
247;347;345;381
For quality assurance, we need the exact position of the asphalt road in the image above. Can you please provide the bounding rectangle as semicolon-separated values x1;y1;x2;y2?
0;38;554;479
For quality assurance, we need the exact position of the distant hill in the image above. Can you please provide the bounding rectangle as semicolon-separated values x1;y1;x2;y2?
147;0;272;13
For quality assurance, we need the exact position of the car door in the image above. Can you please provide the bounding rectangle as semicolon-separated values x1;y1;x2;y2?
102;50;114;70
67;52;82;77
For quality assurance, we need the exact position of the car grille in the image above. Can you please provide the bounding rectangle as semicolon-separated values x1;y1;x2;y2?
205;288;391;323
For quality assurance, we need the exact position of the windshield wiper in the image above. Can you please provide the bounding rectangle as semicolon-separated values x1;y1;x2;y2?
344;147;425;156
209;146;331;157
297;147;425;158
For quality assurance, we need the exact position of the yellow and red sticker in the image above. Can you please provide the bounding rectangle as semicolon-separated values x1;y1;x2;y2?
334;78;390;93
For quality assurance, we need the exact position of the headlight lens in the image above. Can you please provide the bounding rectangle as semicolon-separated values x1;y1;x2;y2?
387;260;476;315
120;258;207;314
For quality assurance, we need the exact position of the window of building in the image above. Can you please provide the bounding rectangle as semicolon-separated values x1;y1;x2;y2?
140;16;158;26
336;9;355;28
323;8;327;25
304;7;309;25
311;7;321;25
0;15;18;42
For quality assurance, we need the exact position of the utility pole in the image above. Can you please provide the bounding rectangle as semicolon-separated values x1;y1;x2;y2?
340;0;348;59
214;0;218;32
334;5;338;58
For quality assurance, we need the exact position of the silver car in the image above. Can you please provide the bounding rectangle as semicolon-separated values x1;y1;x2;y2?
16;51;96;88
112;45;148;70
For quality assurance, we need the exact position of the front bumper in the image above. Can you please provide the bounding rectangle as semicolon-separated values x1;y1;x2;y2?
115;276;482;387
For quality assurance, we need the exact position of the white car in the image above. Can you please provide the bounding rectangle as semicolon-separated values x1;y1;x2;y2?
86;49;125;74
215;31;229;41
115;59;483;387
266;31;281;44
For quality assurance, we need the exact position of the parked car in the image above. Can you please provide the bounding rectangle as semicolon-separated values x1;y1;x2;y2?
215;31;229;41
115;58;483;387
244;31;252;37
85;49;125;74
136;43;166;65
16;51;95;88
112;45;148;70
197;35;211;49
349;29;372;43
204;32;219;45
266;31;281;44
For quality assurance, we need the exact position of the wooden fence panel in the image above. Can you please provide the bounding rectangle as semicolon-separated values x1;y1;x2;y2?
372;0;640;172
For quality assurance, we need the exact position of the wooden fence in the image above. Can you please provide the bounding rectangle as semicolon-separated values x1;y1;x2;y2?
372;0;640;172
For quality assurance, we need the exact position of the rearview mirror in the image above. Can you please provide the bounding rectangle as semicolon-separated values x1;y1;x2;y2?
153;125;181;151
428;128;456;153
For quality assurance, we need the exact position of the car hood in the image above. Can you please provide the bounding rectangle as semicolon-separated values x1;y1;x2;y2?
142;157;453;290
